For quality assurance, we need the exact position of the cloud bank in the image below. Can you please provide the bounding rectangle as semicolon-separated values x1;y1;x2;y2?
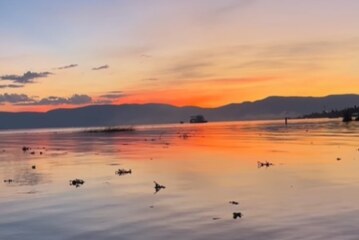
0;93;34;104
0;93;92;105
32;94;92;105
0;71;52;84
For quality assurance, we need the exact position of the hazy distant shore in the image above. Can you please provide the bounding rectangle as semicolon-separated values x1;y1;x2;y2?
0;94;358;130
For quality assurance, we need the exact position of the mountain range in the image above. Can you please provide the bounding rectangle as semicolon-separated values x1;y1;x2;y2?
1;94;359;130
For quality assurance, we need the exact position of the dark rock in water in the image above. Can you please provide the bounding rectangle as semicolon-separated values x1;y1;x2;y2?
229;201;239;205
32;165;36;169
69;179;85;187
212;217;221;220
40;152;43;155
115;169;132;175
4;179;13;183
22;146;30;152
337;157;341;161
233;212;242;219
154;181;166;193
30;151;35;155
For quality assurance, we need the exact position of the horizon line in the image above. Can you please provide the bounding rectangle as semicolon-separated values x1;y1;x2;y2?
2;93;359;113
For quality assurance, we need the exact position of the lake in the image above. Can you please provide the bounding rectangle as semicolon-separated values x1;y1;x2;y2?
1;119;359;240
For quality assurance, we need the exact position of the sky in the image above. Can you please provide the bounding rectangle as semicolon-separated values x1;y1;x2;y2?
1;0;359;112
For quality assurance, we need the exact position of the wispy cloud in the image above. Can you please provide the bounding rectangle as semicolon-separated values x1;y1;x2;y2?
228;40;359;72
165;61;213;79
235;60;292;69
234;60;321;71
99;93;125;99
0;84;24;89
96;91;126;104
212;0;256;16
0;71;52;84
192;77;275;85
107;91;123;94
57;64;78;70
142;78;158;81
259;40;359;59
92;65;109;71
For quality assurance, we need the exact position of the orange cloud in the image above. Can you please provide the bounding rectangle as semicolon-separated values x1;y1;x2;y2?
115;90;222;107
112;77;274;107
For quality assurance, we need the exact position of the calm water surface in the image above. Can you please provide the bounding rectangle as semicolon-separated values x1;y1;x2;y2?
1;119;359;240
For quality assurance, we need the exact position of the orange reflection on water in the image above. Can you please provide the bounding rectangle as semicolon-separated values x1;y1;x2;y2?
2;119;359;240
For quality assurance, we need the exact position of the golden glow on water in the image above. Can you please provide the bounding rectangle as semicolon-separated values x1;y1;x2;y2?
1;119;359;239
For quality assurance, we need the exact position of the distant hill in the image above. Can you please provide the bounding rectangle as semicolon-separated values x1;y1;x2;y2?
1;94;359;130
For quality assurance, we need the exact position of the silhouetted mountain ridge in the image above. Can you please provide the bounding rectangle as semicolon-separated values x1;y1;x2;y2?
1;94;359;129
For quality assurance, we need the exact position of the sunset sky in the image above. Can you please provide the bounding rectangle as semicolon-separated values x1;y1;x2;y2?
1;0;359;112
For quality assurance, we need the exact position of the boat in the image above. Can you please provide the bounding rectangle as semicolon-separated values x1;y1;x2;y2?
189;115;208;123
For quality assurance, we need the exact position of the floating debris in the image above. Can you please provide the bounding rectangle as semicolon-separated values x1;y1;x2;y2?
30;151;35;155
180;133;189;139
108;163;121;166
32;165;36;169
69;179;85;187
212;217;221;220
154;181;166;193
149;205;154;208
22;146;30;152
115;169;132;175
233;212;242;219
4;179;14;183
40;152;43;155
257;161;274;168
229;201;239;205
24;190;38;194
337;157;341;161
